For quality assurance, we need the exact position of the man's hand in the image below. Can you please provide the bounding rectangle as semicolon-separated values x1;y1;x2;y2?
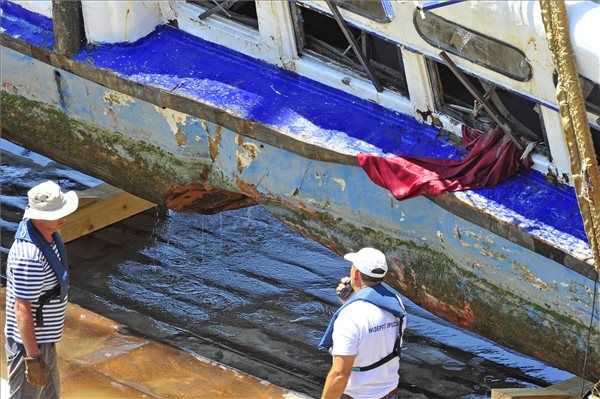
336;277;352;303
25;357;48;386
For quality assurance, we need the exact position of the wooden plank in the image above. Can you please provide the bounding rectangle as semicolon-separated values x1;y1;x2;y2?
59;183;156;243
491;378;593;399
52;0;86;57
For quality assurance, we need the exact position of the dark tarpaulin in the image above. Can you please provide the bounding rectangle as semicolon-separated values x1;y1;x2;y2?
357;127;532;200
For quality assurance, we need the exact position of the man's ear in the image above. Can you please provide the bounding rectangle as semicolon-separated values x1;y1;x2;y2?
351;266;361;286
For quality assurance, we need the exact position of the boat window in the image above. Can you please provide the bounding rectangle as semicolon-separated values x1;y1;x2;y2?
428;59;549;154
335;0;393;23
582;76;600;115
553;73;600;116
592;125;600;163
291;3;409;96
186;0;258;29
414;10;532;82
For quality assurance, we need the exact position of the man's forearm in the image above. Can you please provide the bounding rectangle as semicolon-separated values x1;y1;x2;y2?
15;299;40;357
321;370;350;399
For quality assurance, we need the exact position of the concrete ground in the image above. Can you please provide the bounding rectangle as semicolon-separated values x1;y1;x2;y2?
0;289;310;399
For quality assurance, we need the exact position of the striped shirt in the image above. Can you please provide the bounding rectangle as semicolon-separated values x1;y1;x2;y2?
5;239;68;344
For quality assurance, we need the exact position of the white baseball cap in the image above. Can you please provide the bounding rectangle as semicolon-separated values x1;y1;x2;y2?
23;181;79;221
344;247;388;278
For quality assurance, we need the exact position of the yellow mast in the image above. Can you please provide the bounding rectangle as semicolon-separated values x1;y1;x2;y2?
540;0;599;384
539;0;600;276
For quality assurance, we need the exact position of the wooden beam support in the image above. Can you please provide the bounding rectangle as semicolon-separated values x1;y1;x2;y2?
52;0;86;57
59;184;156;243
491;377;593;399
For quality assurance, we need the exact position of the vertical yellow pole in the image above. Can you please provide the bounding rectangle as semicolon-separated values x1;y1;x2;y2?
539;0;600;276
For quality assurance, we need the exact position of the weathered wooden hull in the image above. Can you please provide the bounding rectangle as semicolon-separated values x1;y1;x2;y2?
1;43;598;379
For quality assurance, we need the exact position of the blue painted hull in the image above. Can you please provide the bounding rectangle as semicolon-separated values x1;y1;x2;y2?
0;2;598;378
1;45;598;378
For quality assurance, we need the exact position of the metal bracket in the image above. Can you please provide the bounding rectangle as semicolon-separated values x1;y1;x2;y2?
324;0;384;92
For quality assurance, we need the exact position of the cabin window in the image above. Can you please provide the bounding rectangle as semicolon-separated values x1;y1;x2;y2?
428;59;549;155
291;2;409;96
553;73;600;116
582;76;600;115
335;0;394;23
414;10;532;82
186;0;258;29
592;125;600;163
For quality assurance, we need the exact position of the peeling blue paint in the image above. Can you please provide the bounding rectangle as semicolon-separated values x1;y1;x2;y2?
0;0;53;49
0;4;587;244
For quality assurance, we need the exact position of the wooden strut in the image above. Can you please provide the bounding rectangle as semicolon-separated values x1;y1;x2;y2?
324;0;384;92
52;0;86;57
59;183;156;243
197;0;238;20
439;51;524;150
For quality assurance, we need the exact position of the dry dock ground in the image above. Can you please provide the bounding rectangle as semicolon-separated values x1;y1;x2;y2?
0;289;310;399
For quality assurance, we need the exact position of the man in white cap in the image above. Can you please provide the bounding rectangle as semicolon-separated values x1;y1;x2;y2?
320;248;407;399
5;180;78;399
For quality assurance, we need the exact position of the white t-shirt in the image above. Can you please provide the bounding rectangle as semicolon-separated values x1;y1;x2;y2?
331;300;406;399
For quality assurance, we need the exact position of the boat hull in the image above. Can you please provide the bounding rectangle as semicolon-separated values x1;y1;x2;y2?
1;45;598;379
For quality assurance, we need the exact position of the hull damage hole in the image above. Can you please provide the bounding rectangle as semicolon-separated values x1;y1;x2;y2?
428;59;549;156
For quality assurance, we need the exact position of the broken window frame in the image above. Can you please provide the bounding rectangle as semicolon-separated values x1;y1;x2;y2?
290;1;409;97
186;0;259;30
427;57;551;156
414;9;533;82
333;0;395;24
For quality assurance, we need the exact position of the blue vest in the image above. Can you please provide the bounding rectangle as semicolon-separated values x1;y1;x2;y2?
319;283;406;350
14;219;69;301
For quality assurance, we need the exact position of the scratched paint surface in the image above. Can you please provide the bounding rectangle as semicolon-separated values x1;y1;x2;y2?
0;1;587;247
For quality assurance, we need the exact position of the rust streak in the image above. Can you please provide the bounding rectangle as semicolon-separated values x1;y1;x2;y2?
208;125;222;162
165;183;256;214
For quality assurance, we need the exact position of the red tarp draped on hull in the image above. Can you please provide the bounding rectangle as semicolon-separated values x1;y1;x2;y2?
357;127;532;200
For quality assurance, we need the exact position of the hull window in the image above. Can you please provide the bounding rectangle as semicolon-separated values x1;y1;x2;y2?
428;59;549;155
414;10;532;82
292;3;408;96
187;0;258;29
335;0;394;24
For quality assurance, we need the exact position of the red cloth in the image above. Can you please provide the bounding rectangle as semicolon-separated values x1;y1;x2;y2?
357;127;532;200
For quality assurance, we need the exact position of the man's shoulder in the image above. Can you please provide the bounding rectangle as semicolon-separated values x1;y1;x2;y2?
336;301;381;323
8;240;43;262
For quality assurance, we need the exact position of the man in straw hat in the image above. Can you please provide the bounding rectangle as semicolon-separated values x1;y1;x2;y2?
4;181;78;399
320;248;407;399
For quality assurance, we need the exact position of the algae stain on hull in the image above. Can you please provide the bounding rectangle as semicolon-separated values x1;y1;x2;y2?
1;91;207;204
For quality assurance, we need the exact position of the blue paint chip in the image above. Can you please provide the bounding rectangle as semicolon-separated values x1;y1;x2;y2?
0;0;53;49
1;7;587;244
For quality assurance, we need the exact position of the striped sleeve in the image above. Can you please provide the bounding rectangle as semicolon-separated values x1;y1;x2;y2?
7;241;45;301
